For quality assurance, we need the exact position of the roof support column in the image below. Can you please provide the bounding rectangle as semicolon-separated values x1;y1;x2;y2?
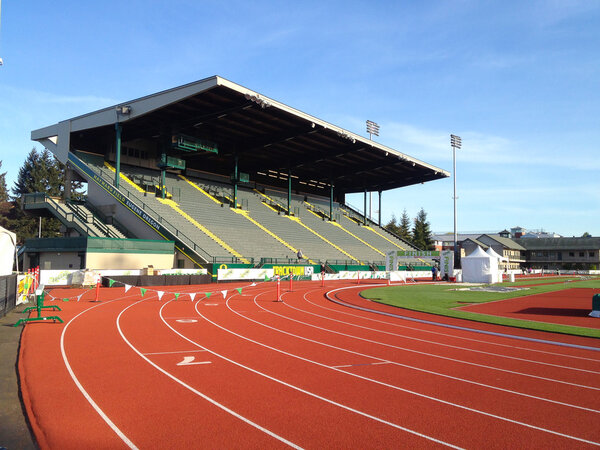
64;167;73;201
160;165;166;199
114;123;122;189
363;188;367;225
287;168;291;216
329;182;334;221
378;190;382;227
233;154;238;209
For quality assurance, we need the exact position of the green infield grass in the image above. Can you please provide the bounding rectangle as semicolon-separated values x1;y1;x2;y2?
362;277;600;338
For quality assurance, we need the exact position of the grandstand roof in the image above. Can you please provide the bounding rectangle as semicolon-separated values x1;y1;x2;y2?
32;75;449;195
517;237;600;251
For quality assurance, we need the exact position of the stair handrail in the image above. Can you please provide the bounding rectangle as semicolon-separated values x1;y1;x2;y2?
341;201;417;250
23;193;105;238
69;154;215;263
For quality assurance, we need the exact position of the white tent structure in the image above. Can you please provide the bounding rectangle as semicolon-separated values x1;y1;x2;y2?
486;247;507;283
461;245;499;284
0;225;16;275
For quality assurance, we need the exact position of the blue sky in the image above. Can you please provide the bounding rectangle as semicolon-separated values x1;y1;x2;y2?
1;1;598;236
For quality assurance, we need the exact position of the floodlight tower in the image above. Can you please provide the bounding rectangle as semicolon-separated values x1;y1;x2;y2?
451;134;462;267
0;0;3;66
366;120;380;220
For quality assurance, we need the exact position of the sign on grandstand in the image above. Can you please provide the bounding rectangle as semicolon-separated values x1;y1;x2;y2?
385;250;440;271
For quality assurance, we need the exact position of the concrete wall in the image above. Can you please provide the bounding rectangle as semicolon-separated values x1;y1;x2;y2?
86;252;173;270
87;182;164;241
39;252;82;270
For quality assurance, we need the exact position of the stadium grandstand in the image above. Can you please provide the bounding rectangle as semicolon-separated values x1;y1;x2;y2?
29;75;449;271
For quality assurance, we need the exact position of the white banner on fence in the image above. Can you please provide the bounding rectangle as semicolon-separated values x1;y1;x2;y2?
218;268;274;281
311;271;389;281
39;268;209;286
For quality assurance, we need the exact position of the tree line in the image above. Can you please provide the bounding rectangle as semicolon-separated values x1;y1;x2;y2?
384;208;433;250
0;148;79;244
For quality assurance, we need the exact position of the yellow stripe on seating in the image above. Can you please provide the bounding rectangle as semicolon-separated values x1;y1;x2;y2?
254;189;276;203
329;221;385;256
157;198;249;264
233;209;316;265
179;175;222;205
260;202;279;213
287;216;361;264
363;225;407;251
103;162;145;193
342;212;361;225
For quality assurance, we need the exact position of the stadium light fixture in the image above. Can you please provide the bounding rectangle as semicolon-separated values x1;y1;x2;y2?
244;92;271;109
116;105;131;115
336;130;356;143
366;120;379;140
451;134;462;267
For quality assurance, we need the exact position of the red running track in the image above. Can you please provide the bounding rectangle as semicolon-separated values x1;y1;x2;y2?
458;288;600;328
19;280;600;449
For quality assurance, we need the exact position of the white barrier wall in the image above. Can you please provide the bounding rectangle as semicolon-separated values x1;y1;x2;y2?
39;268;208;286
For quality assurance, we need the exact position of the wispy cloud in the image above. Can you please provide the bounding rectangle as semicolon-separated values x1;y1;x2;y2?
1;84;118;107
371;121;600;171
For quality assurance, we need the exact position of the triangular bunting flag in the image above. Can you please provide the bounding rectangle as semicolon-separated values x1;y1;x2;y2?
140;288;147;297
221;290;227;298
124;284;132;293
109;279;116;287
251;282;256;287
189;293;197;301
157;291;164;300
174;293;180;300
77;294;83;302
205;292;211;299
264;275;270;281
63;298;69;302
236;287;242;294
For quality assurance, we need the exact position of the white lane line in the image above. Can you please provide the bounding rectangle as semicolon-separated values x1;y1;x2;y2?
60;298;138;450
331;362;392;368
301;287;600;363
175;299;463;449
295;288;600;374
248;294;600;412
327;284;600;353
143;350;208;356
115;299;302;450
213;291;600;446
263;291;600;392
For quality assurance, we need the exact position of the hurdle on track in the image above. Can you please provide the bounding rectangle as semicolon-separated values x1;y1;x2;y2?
15;285;63;327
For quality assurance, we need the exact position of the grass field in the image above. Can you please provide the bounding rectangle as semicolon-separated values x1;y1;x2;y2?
362;277;600;338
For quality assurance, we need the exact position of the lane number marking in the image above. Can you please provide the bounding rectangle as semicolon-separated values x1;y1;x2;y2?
177;356;212;366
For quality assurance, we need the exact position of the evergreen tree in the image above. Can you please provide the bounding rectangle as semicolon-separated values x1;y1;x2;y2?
0;161;7;202
12;148;64;199
398;209;412;243
384;214;400;235
412;208;433;250
7;148;66;242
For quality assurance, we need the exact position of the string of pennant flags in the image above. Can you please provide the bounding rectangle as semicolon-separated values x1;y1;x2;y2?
42;273;295;303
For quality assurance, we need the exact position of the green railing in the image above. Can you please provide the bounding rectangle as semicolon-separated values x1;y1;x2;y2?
259;257;319;266
342;202;416;250
66;201;119;238
23;193;109;239
69;153;216;264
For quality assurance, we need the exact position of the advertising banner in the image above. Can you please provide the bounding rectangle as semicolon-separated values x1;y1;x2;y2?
440;251;454;280
218;268;274;281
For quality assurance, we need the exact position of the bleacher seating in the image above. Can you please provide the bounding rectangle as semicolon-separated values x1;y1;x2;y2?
74;151;428;266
